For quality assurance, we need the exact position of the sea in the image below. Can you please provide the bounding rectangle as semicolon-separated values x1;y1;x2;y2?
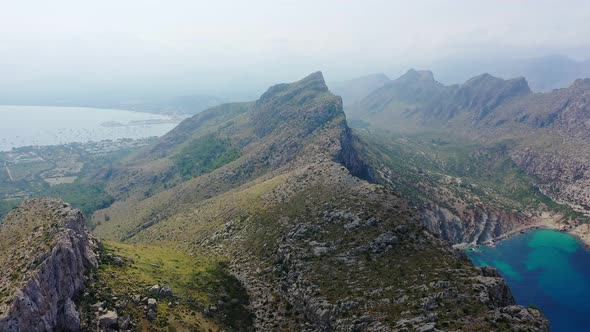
0;105;181;151
467;228;590;331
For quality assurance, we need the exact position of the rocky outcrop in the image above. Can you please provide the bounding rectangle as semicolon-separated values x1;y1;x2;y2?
224;164;550;331
0;199;98;332
252;71;342;137
422;204;538;245
471;267;549;332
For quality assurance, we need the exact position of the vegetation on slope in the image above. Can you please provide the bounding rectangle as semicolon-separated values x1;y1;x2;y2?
81;241;252;331
34;182;114;221
0;200;19;220
173;134;240;179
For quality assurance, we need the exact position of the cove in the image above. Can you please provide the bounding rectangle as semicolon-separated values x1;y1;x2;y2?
467;229;590;331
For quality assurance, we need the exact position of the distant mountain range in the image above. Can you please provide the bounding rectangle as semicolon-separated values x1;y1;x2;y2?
330;55;590;107
431;54;590;92
346;69;531;124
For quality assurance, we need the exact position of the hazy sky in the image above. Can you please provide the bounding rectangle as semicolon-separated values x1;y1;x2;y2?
2;0;590;102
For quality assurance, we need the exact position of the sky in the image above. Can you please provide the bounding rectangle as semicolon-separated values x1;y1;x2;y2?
1;0;590;103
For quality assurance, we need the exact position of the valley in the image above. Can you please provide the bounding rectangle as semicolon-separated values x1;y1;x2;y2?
0;138;156;221
354;128;585;246
344;69;590;247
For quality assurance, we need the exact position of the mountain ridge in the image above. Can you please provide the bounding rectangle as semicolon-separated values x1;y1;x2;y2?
86;72;549;331
347;70;532;125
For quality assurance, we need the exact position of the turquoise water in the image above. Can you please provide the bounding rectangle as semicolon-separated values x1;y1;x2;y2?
467;229;590;332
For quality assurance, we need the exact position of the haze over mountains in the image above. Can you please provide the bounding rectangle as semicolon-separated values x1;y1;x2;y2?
3;54;589;114
332;55;590;107
430;55;590;92
3;60;590;330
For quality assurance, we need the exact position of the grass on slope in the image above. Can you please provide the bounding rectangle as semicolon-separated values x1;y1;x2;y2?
34;182;114;222
173;134;240;180
82;241;252;331
0;200;19;220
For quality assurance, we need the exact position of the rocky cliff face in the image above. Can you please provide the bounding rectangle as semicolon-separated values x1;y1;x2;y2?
0;199;98;332
422;204;535;245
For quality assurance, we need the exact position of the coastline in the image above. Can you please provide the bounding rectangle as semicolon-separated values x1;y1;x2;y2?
457;215;590;250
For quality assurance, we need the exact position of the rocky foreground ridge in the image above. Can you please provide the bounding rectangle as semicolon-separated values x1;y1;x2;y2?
0;198;98;332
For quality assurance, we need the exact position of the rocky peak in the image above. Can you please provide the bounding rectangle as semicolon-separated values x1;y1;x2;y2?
464;72;495;85
396;69;436;83
570;78;590;90
257;71;329;103
440;73;532;120
463;73;531;97
0;198;98;332
251;71;342;136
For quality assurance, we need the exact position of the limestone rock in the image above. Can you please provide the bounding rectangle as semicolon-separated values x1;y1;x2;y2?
98;311;118;329
159;284;173;297
118;315;131;330
0;199;99;332
416;322;438;332
147;309;156;321
147;298;157;311
148;284;161;295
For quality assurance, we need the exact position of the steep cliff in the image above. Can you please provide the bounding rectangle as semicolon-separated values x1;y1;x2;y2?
0;199;98;332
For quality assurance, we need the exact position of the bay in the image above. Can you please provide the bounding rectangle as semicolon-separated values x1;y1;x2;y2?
467;229;590;331
0;105;181;151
